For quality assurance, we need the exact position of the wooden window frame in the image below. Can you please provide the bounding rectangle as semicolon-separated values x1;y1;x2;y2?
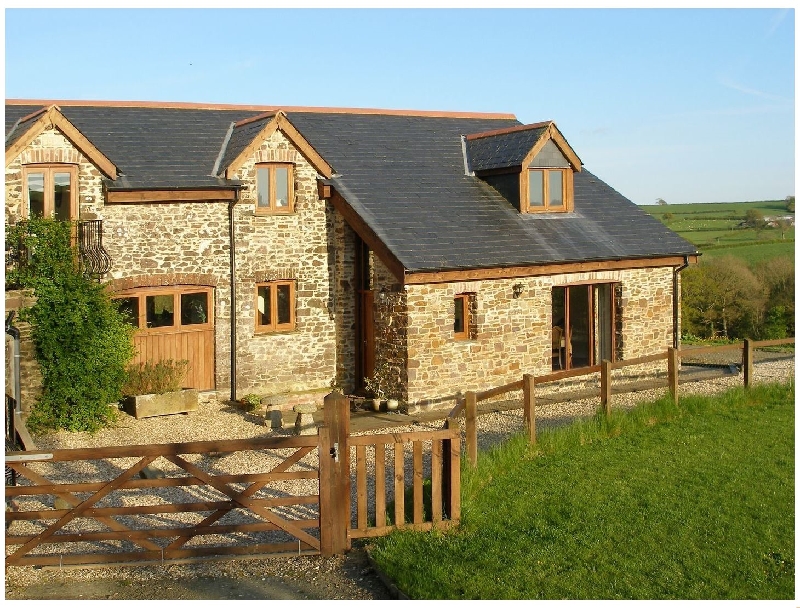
255;280;296;333
521;167;573;213
21;164;79;221
453;293;473;341
112;286;214;334
255;162;295;215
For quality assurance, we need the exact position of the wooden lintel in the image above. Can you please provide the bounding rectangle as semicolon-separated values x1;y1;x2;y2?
106;189;237;203
403;255;698;285
329;190;406;283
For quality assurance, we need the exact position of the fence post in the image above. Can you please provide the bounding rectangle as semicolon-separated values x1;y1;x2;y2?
522;373;536;445
318;391;350;557
444;418;461;523
743;339;753;388
442;417;462;521
600;360;612;416
668;347;679;405
465;391;478;468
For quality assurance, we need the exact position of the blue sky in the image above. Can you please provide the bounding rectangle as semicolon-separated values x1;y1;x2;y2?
4;7;795;205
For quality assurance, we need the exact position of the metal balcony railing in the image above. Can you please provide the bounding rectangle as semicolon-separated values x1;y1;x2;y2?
78;219;112;278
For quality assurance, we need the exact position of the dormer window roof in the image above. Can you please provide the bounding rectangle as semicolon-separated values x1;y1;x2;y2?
465;121;582;213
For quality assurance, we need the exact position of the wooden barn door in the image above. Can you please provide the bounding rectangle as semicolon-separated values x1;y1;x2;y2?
113;287;215;391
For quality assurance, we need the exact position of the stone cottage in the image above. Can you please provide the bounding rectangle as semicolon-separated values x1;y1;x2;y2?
4;100;698;412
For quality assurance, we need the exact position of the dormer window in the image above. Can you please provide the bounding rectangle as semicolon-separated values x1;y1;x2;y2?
465;121;581;215
525;168;571;213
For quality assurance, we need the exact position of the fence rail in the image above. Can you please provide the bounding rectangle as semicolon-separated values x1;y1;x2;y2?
450;338;794;468
6;392;462;568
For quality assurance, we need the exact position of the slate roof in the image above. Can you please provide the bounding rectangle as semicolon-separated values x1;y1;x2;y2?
465;123;550;172
5;101;698;273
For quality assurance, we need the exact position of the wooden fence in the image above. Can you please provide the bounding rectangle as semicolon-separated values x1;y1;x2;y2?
5;392;461;567
449;338;794;468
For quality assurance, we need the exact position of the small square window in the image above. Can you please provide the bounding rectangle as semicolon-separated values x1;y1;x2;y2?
256;163;294;214
256;280;296;332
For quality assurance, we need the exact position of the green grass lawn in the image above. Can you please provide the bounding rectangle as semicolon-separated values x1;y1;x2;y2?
370;382;795;599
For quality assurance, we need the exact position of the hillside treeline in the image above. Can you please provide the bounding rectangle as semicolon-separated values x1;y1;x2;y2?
681;255;794;340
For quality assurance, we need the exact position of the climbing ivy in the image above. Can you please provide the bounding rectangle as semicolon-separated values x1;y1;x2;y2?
7;218;135;433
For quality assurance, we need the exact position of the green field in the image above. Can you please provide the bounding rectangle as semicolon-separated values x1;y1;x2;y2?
370;382;795;600
642;200;794;265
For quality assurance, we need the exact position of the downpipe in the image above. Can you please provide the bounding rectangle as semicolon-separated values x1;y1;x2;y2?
672;255;691;349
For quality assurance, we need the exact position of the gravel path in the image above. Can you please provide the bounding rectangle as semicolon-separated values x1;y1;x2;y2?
5;357;794;600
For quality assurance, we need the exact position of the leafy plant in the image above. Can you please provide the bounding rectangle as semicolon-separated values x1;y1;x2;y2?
239;393;262;411
121;359;189;396
7;218;136;433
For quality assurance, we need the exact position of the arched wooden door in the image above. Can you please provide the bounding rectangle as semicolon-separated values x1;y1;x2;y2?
113;286;215;390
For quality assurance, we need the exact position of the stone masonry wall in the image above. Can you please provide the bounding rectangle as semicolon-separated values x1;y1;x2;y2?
404;266;676;410
228;129;337;403
5;124;337;406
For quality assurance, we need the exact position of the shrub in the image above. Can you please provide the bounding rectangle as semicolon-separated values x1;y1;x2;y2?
121;359;189;396
7;218;136;433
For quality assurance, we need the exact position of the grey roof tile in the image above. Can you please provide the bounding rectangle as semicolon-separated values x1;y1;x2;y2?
4;102;698;273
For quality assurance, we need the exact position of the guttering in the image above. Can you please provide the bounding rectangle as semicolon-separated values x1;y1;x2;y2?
672;254;693;349
229;192;240;403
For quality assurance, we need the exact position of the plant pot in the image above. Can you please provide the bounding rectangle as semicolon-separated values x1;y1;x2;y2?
386;398;399;411
122;389;199;420
371;398;382;412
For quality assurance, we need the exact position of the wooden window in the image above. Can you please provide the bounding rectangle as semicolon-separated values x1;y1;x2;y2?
523;168;572;213
454;294;474;341
22;165;78;221
255;163;294;214
112;287;212;331
256;280;296;332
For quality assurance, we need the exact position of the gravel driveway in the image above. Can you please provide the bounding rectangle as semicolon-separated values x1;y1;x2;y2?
5;355;794;600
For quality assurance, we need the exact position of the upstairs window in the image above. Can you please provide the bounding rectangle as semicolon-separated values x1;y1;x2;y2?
256;280;295;332
525;168;570;213
22;165;78;221
256;163;294;214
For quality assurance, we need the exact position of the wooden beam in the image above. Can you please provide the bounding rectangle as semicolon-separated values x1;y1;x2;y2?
106;189;237;203
224;111;333;179
329;189;407;283
5;106;118;179
403;255;699;285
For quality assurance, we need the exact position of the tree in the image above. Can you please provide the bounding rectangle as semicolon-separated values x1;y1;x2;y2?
743;208;766;230
754;255;795;338
773;217;791;239
681;256;765;339
656;198;667;206
786;195;795;213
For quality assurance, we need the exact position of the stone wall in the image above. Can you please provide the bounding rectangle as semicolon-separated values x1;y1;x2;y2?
4;291;41;412
228;129;337;403
401;266;676;410
5;123;338;407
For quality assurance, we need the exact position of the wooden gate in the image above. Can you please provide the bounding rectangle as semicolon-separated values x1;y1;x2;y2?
5;436;322;567
5;393;462;567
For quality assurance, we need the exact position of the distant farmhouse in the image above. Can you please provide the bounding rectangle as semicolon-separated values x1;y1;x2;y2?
5;100;698;411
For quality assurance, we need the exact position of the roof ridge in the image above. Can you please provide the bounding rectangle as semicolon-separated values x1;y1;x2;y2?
465;121;552;141
6;99;517;120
